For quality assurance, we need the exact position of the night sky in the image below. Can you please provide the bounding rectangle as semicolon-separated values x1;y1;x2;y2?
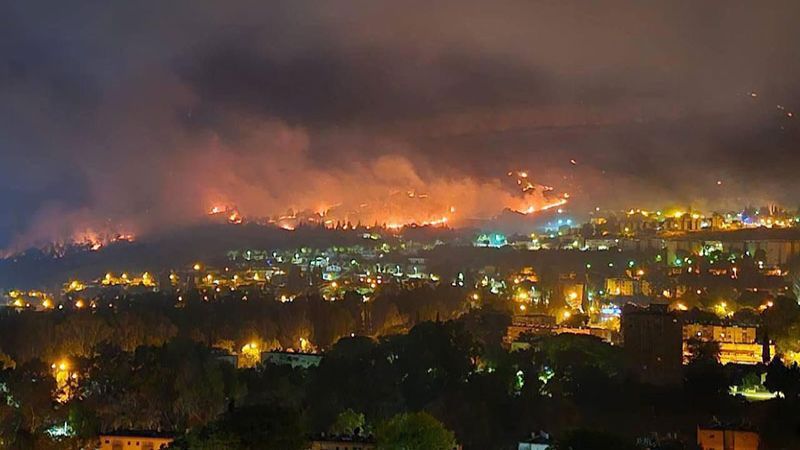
2;1;800;249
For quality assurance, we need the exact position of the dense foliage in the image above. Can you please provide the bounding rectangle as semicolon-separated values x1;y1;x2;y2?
1;288;800;448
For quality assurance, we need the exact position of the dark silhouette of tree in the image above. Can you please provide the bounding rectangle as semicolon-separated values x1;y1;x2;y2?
171;404;307;450
0;359;61;446
765;358;800;400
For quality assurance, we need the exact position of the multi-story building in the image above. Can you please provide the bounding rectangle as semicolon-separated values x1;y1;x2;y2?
505;314;557;344
682;323;773;365
621;303;683;385
666;229;800;266
582;238;618;251
505;314;616;349
605;277;651;297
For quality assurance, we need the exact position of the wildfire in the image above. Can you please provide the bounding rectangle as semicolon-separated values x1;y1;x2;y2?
196;170;568;232
508;170;570;215
208;205;243;225
228;211;242;224
518;196;569;214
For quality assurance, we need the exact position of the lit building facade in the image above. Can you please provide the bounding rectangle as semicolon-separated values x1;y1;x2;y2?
682;323;773;365
697;426;759;450
99;433;173;450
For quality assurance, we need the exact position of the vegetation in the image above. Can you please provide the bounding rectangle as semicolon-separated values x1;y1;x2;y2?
1;287;800;448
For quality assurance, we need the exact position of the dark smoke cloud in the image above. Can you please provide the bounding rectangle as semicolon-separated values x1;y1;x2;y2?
1;0;800;249
177;42;553;127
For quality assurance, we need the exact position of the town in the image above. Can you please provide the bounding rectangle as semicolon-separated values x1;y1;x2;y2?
1;205;800;448
3;1;800;448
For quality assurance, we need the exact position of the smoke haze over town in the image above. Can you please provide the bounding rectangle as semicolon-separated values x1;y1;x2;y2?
2;1;800;250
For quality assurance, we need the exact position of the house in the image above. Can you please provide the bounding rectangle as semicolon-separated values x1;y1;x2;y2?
518;431;552;450
261;351;323;369
307;434;462;450
98;432;173;450
307;434;376;450
697;424;759;450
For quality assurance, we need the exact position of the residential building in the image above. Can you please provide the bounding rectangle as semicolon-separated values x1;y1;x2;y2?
682;323;773;365
307;435;462;450
261;351;322;369
697;425;759;450
518;431;552;450
583;238;618;251
505;314;557;344
308;435;376;450
99;432;173;450
605;277;651;297
506;314;616;349
621;303;683;385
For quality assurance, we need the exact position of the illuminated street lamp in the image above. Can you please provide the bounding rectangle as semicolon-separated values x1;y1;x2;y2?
52;359;77;403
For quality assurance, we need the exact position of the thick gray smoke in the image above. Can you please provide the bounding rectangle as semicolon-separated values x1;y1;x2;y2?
1;0;799;250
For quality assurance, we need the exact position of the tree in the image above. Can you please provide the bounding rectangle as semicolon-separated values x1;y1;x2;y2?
775;321;800;356
458;309;510;364
1;359;61;443
78;340;241;432
538;334;623;377
376;412;456;450
329;409;367;436
763;296;800;338
372;301;407;336
172;404;307;450
684;340;729;407
55;313;113;358
685;339;721;364
308;336;404;430
385;321;481;409
0;348;15;369
765;358;800;399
